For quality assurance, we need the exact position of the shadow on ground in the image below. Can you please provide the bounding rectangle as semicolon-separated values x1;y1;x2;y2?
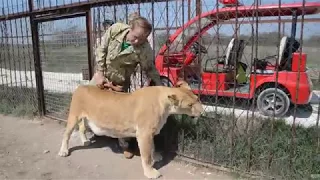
67;117;178;171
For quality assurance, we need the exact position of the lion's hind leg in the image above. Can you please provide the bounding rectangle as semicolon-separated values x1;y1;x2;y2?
58;113;80;157
78;118;91;146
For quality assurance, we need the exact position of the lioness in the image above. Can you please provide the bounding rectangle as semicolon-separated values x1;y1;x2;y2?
58;80;203;179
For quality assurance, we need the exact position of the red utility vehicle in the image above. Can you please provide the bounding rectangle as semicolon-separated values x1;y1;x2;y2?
155;2;320;117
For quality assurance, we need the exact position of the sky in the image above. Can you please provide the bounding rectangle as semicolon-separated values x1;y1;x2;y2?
0;0;319;41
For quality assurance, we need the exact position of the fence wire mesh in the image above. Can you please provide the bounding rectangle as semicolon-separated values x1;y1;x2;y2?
1;0;320;179
0;16;38;116
38;17;89;119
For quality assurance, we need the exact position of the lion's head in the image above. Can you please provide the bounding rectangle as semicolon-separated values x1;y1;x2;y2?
167;80;204;117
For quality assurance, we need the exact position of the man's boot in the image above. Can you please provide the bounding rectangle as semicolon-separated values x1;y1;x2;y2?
123;149;135;159
119;138;135;159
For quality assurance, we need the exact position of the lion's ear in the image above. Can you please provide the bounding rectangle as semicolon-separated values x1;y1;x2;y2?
175;80;191;90
168;94;179;106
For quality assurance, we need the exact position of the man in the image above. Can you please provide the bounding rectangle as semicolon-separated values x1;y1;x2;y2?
94;19;115;58
91;16;162;159
127;12;154;92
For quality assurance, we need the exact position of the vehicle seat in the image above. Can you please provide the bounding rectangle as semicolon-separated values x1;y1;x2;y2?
278;36;300;71
203;38;246;73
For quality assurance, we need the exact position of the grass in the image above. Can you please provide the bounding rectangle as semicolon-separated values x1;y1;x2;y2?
43;89;73;120
0;85;73;119
0;85;38;117
162;113;320;179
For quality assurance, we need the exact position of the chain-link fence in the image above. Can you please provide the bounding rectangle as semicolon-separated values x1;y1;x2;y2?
1;0;320;179
0;13;38;116
38;17;89;120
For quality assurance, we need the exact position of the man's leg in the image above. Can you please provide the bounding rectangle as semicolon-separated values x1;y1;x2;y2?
118;78;137;159
118;137;136;159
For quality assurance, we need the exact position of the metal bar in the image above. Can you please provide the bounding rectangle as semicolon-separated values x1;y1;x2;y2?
1;16;317;36
268;0;282;170
93;8;97;51
287;9;298;71
97;6;101;43
9;19;18;88
165;0;170;86
0;19;9;87
34;12;86;22
187;0;191;21
86;9;94;80
154;26;179;30
175;0;178;28
125;4;128;24
196;0;201;89
181;0;185;80
88;17;320;31
113;5;116;22
2;4;320;22
151;0;155;58
29;0;45;116
213;0;220;163
222;17;320;24
156;18;320;28
196;0;201;16
19;17;28;88
290;0;306;173
291;10;298;38
0;0;176;21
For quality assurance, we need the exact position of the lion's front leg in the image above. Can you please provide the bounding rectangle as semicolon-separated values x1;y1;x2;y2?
136;133;161;179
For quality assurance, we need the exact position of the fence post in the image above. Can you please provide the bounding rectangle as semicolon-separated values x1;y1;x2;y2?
86;9;94;80
29;0;46;116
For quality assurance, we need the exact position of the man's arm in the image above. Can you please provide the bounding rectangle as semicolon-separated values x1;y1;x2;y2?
95;27;113;73
140;46;162;86
147;63;162;86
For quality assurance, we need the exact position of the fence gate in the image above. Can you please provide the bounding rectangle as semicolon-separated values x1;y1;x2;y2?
36;13;93;120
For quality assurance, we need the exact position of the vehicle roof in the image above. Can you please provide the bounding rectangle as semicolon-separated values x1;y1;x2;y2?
157;2;320;66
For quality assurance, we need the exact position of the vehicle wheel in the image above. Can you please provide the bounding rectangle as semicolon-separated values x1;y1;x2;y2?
257;88;290;117
161;77;173;87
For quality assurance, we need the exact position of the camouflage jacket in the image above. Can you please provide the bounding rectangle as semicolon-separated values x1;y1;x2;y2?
95;22;161;86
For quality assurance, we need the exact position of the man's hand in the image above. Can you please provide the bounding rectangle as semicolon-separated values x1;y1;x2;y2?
103;81;123;92
93;71;123;92
93;71;105;85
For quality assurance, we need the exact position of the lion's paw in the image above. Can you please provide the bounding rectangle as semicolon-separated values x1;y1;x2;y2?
144;168;161;179
58;149;69;157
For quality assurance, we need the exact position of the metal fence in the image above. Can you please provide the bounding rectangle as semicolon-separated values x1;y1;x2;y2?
1;0;320;179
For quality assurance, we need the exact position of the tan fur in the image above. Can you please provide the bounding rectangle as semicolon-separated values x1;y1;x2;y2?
58;80;203;179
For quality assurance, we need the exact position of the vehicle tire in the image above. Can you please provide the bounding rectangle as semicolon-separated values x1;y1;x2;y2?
257;88;290;117
161;77;173;87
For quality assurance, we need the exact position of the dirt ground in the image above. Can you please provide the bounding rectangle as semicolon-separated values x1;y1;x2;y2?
0;114;236;180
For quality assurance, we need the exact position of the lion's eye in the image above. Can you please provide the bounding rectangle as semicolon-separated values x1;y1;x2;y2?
188;103;193;107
